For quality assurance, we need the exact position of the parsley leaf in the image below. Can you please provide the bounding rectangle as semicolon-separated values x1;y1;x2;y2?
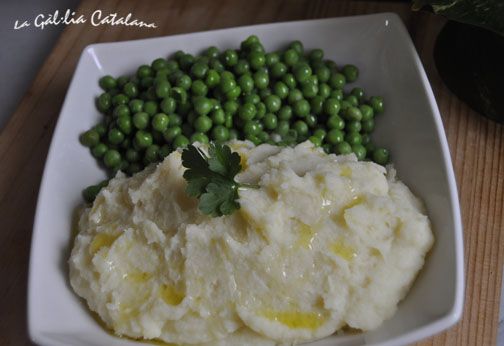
181;143;254;217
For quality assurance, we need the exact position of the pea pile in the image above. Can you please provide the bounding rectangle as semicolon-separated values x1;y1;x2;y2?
80;36;390;202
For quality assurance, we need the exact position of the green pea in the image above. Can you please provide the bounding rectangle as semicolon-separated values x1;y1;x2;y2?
317;83;331;99
360;119;374;133
93;123;107;138
172;134;189;148
152;113;170;132
125;148;140;163
104;149;121;168
345;95;359;107
91;143;108;158
234;59;250;75
154;80;170;99
253;71;269;90
143;101;158;116
194;115;213;133
311;96;324;115
243;120;261;136
190;62;208;79
271;62;287;78
345;132;362;145
259;88;272;99
347;120;362;133
313;128;326;140
342;64;359;83
99;75;117;91
170;87;188;104
330;89;344;102
283;49;299;66
157;98;174;115
352;144;367;160
205;69;221;88
369;96;384;114
293;99;310;118
344;106;363;121
80;129;100;147
263;113;278;130
241;35;260;50
308;136;322;147
326;129;344;144
293;63;312;83
224;100;239;115
176;74;192;90
243;94;260;105
133;112;149;130
278;105;293;121
137;65;153;79
208;108;224;125
329;73;346;89
163;126;181;142
246;134;261;145
129;99;144;113
238;74;254;94
122;82;138;98
249;51;266;70
315;66;330;83
179;54;195;71
190;80;207;96
309;49;324;61
264;95;281;113
265;52;280;66
239;103;257;121
277;120;290;136
288;89;303;104
144;145;160;163
193;97;213;115
273;81;289;99
151;58;167;71
301;80;318;98
340;100;352;112
168;114;182;127
305;114;317;128
327;115;345;130
257;131;269;143
288;40;304;55
112;93;129;106
113;104;130;118
336;141;352;155
293;120;309;136
323;98;341;116
191;132;209;144
219;77;237;94
212;125;230;142
166;59;179;72
282;73;297;89
225;112;233;128
222;49;238;67
350;87;365;101
140;76;154;90
225;86;242;100
256;102;266;119
97;93;111;112
135;130;153;148
361;134;371;146
117;116;132;135
358;104;374;121
373;148;389;165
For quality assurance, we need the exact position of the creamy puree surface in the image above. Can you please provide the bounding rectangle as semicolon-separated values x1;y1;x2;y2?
69;141;434;345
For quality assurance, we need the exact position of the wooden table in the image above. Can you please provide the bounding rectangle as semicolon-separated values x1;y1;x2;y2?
1;1;502;345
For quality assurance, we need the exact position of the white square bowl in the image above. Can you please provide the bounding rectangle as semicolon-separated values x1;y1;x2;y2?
28;13;464;346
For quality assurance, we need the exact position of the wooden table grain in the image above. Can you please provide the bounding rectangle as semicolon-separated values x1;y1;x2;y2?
1;1;502;345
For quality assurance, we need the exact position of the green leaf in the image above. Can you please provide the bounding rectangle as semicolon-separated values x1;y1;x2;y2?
198;182;239;217
412;0;504;36
207;143;242;178
181;143;251;217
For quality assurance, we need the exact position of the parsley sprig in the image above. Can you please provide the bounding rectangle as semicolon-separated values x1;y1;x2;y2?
181;143;257;217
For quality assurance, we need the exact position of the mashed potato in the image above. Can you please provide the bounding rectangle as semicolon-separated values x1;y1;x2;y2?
69;141;434;345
